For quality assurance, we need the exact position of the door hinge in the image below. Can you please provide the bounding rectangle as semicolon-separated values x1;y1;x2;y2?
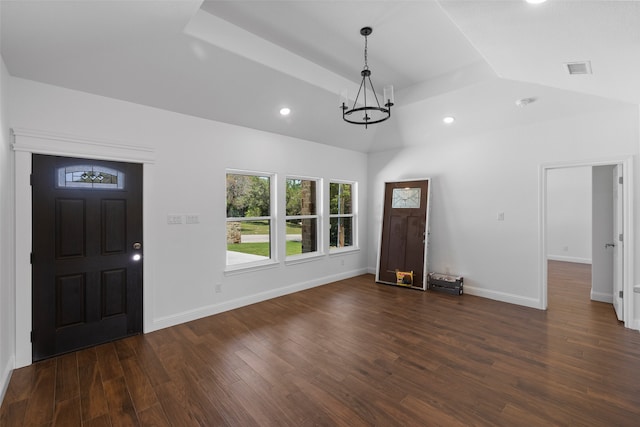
30;331;33;342
619;233;623;242
30;174;33;186
619;291;624;298
30;253;33;264
619;176;623;185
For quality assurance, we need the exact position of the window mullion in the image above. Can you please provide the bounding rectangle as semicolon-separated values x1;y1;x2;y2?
285;214;318;220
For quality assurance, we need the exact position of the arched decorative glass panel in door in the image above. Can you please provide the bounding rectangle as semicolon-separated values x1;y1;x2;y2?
56;164;125;190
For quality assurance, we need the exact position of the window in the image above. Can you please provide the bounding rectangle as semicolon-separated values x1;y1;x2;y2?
226;171;274;267
329;181;355;250
286;177;320;258
57;165;124;190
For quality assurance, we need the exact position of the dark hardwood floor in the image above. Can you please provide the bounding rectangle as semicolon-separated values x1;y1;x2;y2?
2;261;640;426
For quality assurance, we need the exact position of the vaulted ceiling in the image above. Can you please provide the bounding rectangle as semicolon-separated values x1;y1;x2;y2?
2;1;638;153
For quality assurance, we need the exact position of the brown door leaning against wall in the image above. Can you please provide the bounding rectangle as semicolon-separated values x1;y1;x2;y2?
32;154;143;362
377;180;429;288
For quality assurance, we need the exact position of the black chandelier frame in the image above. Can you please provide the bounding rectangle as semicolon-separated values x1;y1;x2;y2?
341;27;394;128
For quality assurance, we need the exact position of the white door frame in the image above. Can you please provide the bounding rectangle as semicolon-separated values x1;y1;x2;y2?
539;156;634;327
12;128;155;368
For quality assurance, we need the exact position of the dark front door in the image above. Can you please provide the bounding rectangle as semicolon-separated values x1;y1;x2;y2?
32;154;143;361
377;180;430;289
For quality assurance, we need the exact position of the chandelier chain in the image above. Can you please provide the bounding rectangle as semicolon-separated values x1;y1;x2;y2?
363;35;369;70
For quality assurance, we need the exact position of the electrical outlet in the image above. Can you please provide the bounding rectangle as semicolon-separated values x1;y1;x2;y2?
497;212;505;221
215;284;222;294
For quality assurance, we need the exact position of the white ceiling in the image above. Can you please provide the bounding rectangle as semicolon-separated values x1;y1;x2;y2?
1;0;637;153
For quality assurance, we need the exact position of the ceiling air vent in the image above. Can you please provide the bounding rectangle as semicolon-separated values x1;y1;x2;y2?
565;61;592;75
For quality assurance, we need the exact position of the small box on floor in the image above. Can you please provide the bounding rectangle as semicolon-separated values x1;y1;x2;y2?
395;270;414;287
427;273;463;295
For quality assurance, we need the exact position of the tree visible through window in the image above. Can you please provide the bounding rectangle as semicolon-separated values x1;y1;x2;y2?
330;182;354;249
286;178;319;257
226;172;273;266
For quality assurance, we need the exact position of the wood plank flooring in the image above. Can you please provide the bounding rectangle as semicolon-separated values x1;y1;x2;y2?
2;261;640;426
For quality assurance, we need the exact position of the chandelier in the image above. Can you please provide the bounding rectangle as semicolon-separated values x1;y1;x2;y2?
341;27;394;128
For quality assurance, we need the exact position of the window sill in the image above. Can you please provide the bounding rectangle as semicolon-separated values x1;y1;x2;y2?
285;253;325;266
224;259;279;276
329;247;360;256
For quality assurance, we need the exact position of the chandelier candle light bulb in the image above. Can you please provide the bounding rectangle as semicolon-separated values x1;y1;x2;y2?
383;85;394;107
339;89;349;107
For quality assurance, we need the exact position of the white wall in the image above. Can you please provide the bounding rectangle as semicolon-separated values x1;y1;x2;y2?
9;77;369;367
0;55;16;399
546;167;592;263
368;106;640;310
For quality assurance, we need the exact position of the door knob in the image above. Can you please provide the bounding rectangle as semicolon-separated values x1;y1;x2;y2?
605;243;615;248
132;242;142;262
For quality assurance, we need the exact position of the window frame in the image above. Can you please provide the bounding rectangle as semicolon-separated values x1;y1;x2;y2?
225;169;277;271
329;180;358;253
285;175;323;261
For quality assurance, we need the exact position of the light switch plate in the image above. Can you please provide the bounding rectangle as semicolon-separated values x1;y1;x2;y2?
167;215;182;225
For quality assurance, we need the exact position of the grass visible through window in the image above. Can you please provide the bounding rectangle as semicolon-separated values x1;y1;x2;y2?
240;222;300;235
227;241;302;257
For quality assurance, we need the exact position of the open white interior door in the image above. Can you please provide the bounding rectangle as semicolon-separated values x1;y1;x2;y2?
612;164;624;321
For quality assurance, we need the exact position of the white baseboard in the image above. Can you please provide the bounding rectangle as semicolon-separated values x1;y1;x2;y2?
463;286;542;309
369;266;542;309
547;255;592;264
590;290;613;304
0;356;14;404
149;268;369;333
629;319;640;332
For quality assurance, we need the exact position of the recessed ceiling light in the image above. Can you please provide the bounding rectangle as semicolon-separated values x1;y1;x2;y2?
515;97;537;107
443;116;455;125
525;0;547;4
280;107;291;116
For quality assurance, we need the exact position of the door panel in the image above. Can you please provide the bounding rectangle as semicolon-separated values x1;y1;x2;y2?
102;269;127;317
591;165;614;307
405;216;425;269
56;274;85;327
386;215;407;268
32;154;143;361
102;200;127;254
377;180;430;289
56;199;85;258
